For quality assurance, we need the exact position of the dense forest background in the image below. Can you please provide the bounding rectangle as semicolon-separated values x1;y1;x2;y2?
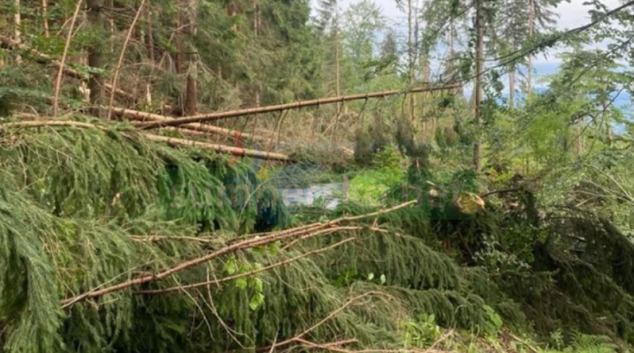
4;0;634;352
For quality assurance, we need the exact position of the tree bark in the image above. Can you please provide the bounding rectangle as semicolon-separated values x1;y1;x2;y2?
576;123;583;155
41;0;49;38
254;0;261;107
13;0;21;63
334;2;341;111
87;0;105;111
473;0;484;171
145;1;154;105
527;0;535;100
183;0;197;116
509;70;515;109
603;100;612;147
407;0;414;125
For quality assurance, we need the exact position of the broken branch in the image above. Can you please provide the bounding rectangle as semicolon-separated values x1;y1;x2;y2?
135;237;356;295
60;201;416;308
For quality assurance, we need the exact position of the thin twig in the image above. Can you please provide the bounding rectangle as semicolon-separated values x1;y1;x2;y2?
479;188;523;199
508;333;539;353
129;235;225;245
258;292;390;352
53;0;83;117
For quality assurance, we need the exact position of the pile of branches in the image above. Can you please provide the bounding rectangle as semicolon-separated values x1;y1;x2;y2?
2;116;634;353
0;117;505;353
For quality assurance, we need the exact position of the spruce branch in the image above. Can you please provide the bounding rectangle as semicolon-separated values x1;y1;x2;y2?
135;237;356;295
60;201;417;308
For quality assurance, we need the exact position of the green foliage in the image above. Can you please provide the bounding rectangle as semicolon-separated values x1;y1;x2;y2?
542;334;619;353
347;166;405;205
400;314;441;349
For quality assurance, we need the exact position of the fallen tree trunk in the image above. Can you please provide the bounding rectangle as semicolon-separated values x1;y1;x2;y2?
136;84;461;129
0;120;290;161
144;134;290;161
108;107;254;140
113;108;354;156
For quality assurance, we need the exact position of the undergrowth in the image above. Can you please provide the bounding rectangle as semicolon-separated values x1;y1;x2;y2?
0;116;633;353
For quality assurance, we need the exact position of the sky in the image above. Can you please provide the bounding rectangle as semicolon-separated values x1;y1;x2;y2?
310;0;633;113
310;0;634;121
333;0;622;65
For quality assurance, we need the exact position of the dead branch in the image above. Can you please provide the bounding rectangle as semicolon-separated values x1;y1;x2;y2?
291;340;446;353
53;0;83;117
136;85;461;129
60;201;416;308
129;235;225;245
258;292;390;353
135;237;356;295
107;0;146;119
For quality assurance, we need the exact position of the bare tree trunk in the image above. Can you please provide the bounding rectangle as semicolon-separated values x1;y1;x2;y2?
254;0;261;107
87;0;105;111
107;0;114;52
184;68;197;115
414;0;423;134
183;0;197;116
334;2;341;111
473;0;484;171
13;0;21;63
145;2;154;106
41;0;49;38
407;0;414;125
576;123;583;155
527;0;535;100
171;5;185;115
603;100;612;147
175;10;184;74
449;20;455;64
509;70;515;109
